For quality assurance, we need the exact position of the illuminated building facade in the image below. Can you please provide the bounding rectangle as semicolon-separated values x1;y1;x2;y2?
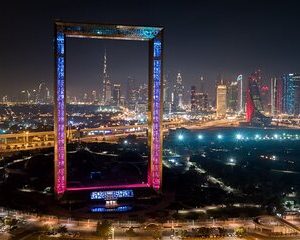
282;73;300;115
191;85;208;112
37;82;51;104
54;21;164;197
276;78;283;115
271;77;283;115
92;90;98;103
112;84;121;106
246;71;271;126
216;84;227;117
126;76;138;109
173;72;184;110
101;50;112;105
190;86;196;111
227;81;239;112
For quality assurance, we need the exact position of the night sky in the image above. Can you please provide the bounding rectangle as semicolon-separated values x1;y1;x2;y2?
1;0;300;97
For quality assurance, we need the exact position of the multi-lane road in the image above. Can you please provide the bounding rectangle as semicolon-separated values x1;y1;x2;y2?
0;119;240;153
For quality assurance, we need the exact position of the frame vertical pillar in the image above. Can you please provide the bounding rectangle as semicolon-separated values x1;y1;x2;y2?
148;31;163;191
54;27;67;197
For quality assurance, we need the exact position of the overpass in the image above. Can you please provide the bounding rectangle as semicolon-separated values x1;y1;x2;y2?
253;215;300;235
0;121;185;153
0;119;240;153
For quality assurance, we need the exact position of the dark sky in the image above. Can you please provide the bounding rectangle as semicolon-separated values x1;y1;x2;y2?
1;0;300;97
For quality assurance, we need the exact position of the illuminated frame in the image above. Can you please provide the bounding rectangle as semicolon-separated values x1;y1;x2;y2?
54;21;163;197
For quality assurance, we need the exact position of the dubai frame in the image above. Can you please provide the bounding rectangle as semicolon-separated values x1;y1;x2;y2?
54;21;164;197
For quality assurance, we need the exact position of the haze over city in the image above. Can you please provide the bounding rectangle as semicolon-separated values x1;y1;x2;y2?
1;0;300;97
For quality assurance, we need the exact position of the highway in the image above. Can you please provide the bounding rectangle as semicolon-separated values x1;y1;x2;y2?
0;119;240;153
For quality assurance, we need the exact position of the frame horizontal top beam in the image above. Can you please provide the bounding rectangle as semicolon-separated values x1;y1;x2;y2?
55;21;163;41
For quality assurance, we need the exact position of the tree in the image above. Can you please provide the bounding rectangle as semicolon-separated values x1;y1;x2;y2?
235;227;246;237
57;225;68;234
125;227;137;237
4;218;17;227
151;230;161;239
96;220;112;239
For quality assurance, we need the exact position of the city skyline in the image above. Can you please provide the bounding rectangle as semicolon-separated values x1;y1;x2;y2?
1;0;300;97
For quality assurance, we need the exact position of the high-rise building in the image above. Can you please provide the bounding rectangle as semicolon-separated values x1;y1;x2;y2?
112;84;121;106
37;82;50;104
92;90;98;103
138;84;148;104
30;89;38;103
260;84;270;113
216;84;227;117
83;93;88;103
173;72;184;110
236;75;244;113
104;82;112;104
270;77;281;115
2;95;8;103
275;77;283;115
19;90;29;103
246;71;271;126
101;50;112;105
120;96;125;106
282;73;300;115
190;86;196;111
196;93;208;111
163;76;168;103
191;85;208;112
163;74;172;114
126;76;138;109
199;76;205;93
227;81;239;113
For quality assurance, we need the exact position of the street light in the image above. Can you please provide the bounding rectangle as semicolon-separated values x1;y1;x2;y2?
178;134;184;141
235;133;243;140
111;227;115;240
197;134;203;140
217;134;223;140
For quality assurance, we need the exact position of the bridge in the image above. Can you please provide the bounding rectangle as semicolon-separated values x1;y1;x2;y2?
253;215;300;236
0;119;240;153
0;121;184;153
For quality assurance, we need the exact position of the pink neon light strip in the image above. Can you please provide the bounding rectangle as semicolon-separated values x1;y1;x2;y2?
67;183;149;191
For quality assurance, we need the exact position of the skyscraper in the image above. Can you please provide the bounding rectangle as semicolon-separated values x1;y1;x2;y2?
173;72;184;110
216;83;227;117
92;90;98;103
190;85;196;111
282;73;300;115
163;76;168;103
275;77;283;115
112;84;121;106
227;81;239;113
138;84;148;103
199;76;205;93
126;76;138;109
101;50;112;105
37;82;50;104
191;85;208;112
163;74;172;114
236;75;243;113
270;77;278;115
